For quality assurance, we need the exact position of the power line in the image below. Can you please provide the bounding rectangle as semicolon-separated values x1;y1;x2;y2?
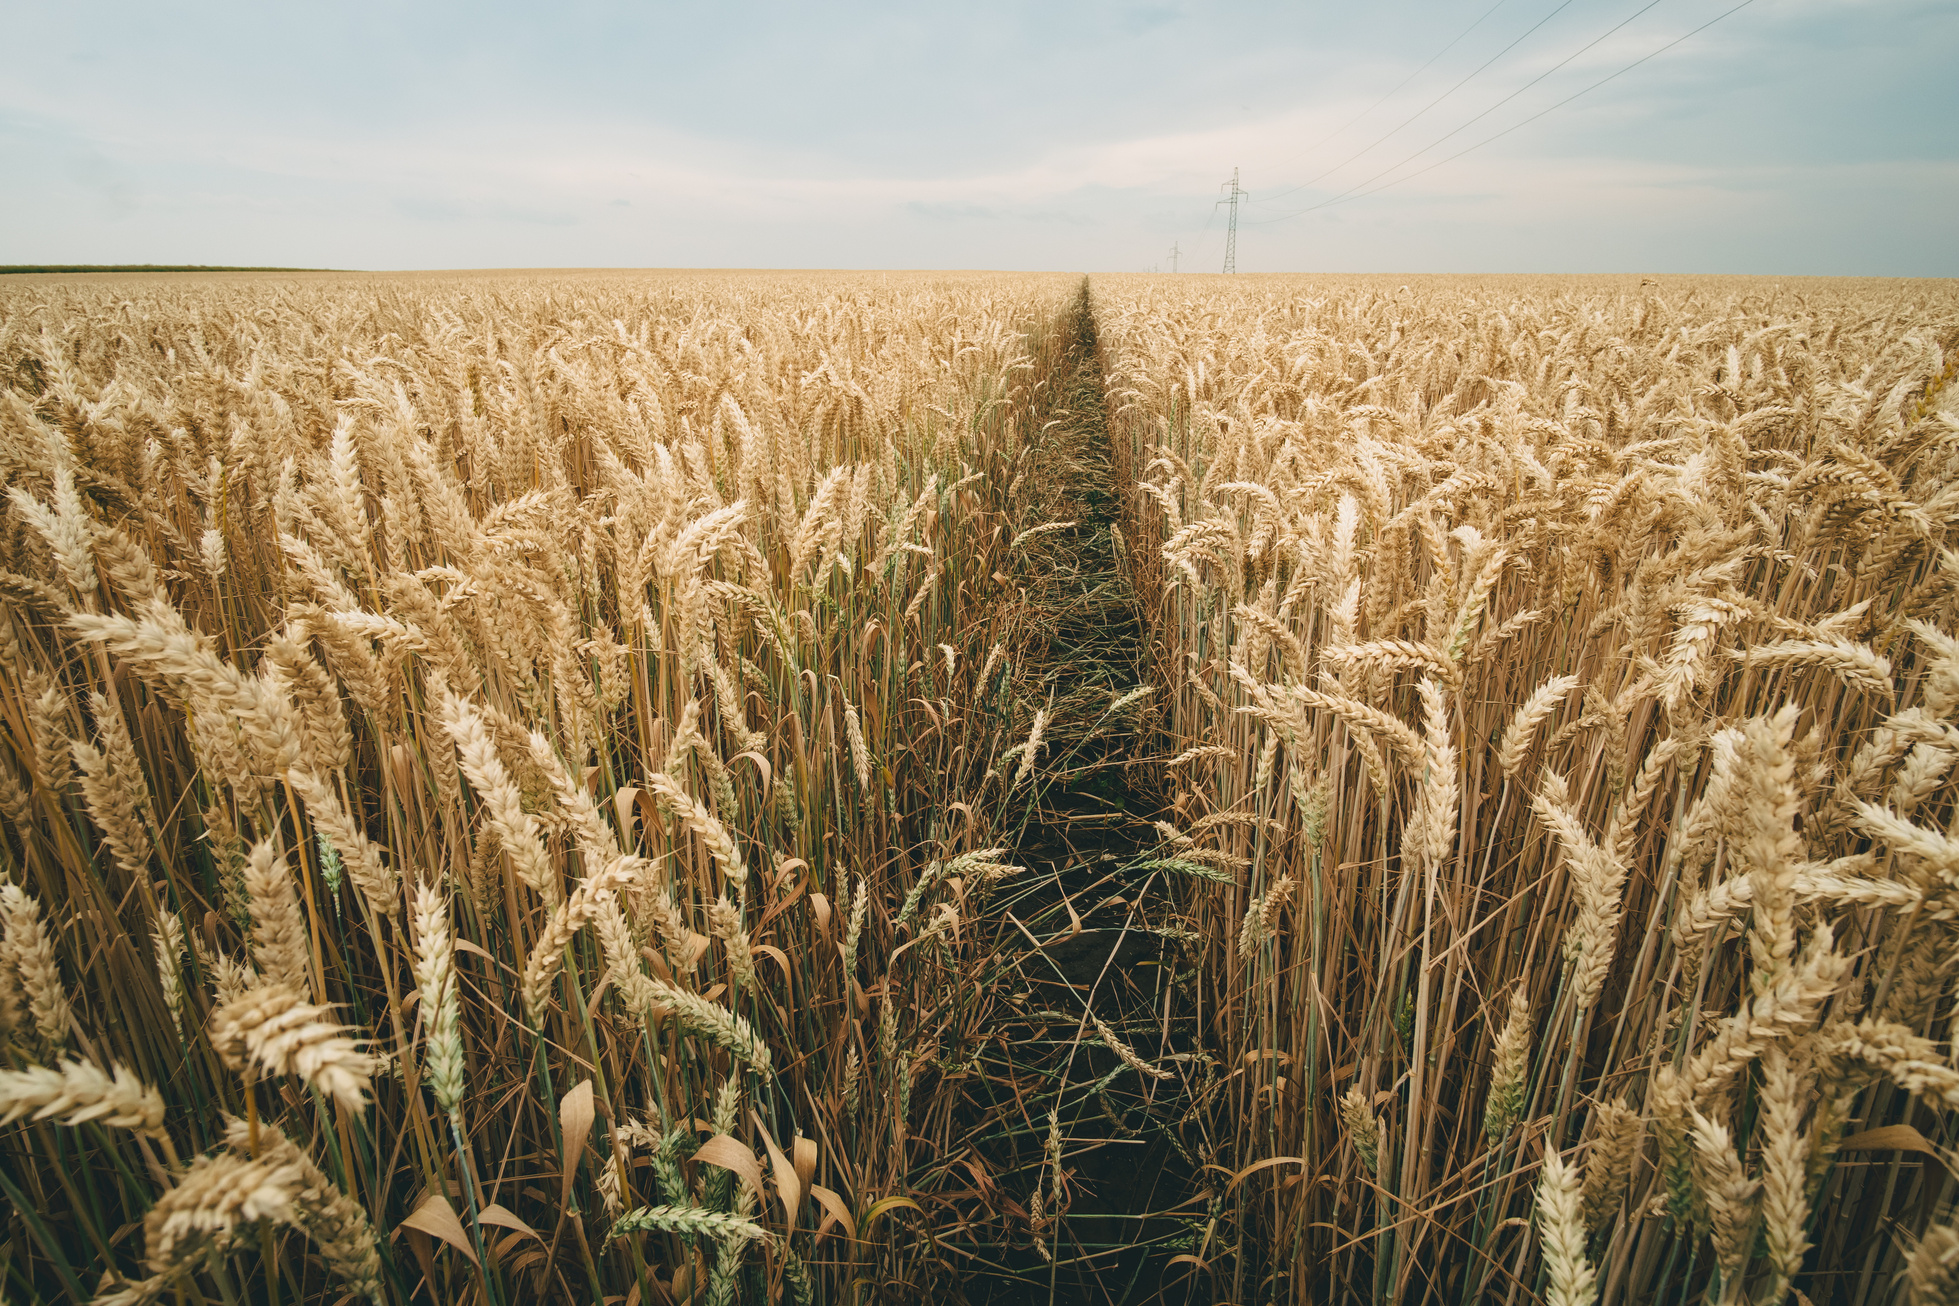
1250;0;1581;209
1251;0;1513;208
1250;0;1757;225
1184;203;1220;268
1164;0;1516;258
1155;0;1747;268
1155;157;1224;274
1248;0;1674;226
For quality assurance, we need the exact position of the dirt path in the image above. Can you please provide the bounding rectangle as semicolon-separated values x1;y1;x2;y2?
956;281;1202;1306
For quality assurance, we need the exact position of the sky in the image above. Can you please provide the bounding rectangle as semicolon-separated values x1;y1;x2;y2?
3;0;1954;275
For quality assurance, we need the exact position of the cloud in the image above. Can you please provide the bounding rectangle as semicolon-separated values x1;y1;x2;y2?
0;1;1951;272
68;149;138;221
393;195;468;223
1120;6;1180;36
908;202;1001;223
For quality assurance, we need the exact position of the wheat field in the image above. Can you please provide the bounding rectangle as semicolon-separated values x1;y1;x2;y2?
0;269;1957;1306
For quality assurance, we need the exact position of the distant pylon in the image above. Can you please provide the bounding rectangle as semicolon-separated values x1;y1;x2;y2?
1219;168;1244;273
1169;241;1180;274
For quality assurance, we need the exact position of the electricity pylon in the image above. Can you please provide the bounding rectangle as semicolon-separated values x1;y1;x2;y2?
1219;168;1244;273
1169;241;1180;273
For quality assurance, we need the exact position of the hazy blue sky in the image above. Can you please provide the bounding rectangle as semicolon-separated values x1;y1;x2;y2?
4;1;1953;273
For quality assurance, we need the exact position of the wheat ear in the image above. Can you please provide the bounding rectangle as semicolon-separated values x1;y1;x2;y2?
841;874;868;993
643;977;773;1080
1499;674;1580;777
646;769;748;889
221;1118;383;1302
1907;1224;1959;1306
70;731;153;884
708;894;757;990
142;1148;300;1275
520;855;646;1022
1238;876;1295;956
1;882;71;1051
245;838;310;997
1733;638;1893;699
1483;984;1532;1142
151;908;186;1034
1535;1150;1598;1306
285;768;399;918
440;689;557;908
1339;1086;1386;1175
1758;1047;1810;1300
0;1058;166;1135
1092;1014;1174;1080
844;697;872;792
410;880;465;1116
610;1202;768;1243
1012;707;1050;791
1689;1109;1760;1298
1579;1099;1641;1236
594;891;659;1015
209;981;375;1110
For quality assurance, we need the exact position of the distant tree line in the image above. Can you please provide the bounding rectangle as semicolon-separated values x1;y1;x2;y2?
2;265;331;274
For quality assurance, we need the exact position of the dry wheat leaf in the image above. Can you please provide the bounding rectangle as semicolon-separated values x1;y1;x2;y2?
753;943;793;988
1225;1155;1307;1193
729;749;772;792
694;1133;765;1196
476;1204;540;1241
860;1194;923;1236
453;937;497;963
811;1183;856;1243
399;1193;479;1265
612;786;641;842
752;1110;801;1223
1839;1124;1945;1158
794;1135;818;1198
559;1079;595;1208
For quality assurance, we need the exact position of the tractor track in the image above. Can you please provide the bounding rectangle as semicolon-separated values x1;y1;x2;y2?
956;280;1202;1306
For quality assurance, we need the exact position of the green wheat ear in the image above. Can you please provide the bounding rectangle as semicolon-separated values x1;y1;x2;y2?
610;1203;769;1244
